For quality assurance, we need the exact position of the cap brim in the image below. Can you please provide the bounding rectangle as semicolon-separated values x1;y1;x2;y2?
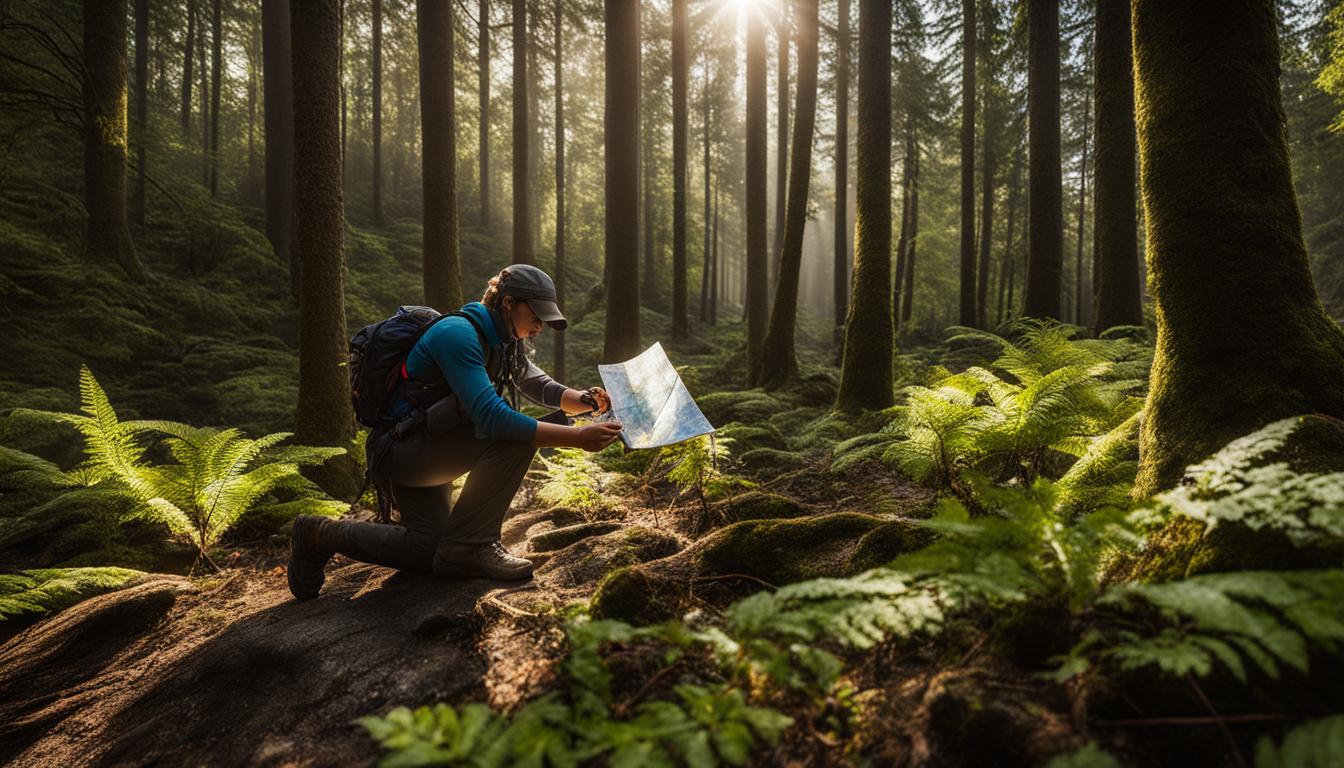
528;298;567;330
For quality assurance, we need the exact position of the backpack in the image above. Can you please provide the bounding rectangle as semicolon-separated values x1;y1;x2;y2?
349;305;460;428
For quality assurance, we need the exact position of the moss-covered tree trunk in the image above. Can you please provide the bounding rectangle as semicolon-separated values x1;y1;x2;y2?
902;148;919;325
772;3;789;297
893;119;912;331
181;0;195;135
744;6;769;383
959;0;976;328
603;0;641;363
671;0;688;338
553;0;565;381
711;181;719;325
1090;0;1140;333
291;0;355;493
82;0;145;282
1024;0;1061;320
1131;0;1344;495
832;0;849;358
417;0;462;311
700;73;712;324
133;0;147;227
371;0;384;225
209;0;221;197
759;0;818;387
263;0;295;302
1072;88;1089;325
511;0;531;263
477;0;490;228
998;142;1022;324
834;0;892;411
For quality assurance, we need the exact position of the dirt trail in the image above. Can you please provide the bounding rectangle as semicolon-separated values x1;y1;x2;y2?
0;494;695;767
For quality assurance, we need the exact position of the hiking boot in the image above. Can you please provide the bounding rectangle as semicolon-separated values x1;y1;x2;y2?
433;540;534;581
288;515;337;600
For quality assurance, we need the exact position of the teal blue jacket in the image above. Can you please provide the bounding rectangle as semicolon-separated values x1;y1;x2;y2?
392;302;564;443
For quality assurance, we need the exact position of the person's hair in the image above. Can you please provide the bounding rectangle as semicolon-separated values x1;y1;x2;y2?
481;267;512;309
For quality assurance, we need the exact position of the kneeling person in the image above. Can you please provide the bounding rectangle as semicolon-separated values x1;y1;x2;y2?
288;264;622;599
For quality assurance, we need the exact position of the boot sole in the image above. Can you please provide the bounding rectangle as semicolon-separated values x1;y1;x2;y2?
287;517;325;600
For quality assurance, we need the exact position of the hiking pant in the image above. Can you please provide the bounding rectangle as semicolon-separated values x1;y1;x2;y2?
325;423;537;572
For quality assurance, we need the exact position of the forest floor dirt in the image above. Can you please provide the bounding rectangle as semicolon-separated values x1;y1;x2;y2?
0;456;1084;767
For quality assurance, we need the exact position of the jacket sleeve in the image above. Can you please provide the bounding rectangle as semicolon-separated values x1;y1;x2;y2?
516;356;569;408
421;319;538;443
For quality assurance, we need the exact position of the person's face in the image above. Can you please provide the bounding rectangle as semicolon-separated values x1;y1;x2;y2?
502;295;544;339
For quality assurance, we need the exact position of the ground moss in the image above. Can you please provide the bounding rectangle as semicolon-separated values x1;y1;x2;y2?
736;448;808;479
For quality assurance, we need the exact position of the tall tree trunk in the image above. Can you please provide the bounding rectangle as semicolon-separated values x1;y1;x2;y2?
671;0;688;337
893;117;912;331
959;0;976;327
133;0;147;226
832;0;849;357
209;0;222;197
976;29;995;330
1073;87;1090;325
1131;0;1344;495
247;17;260;200
512;0;532;263
759;0;818;386
479;0;491;227
744;2;769;382
199;8;209;186
181;0;195;135
711;180;719;325
372;0;383;224
418;0;462;311
290;0;356;488
1091;0;1141;332
553;0;565;381
1024;0;1062;319
339;0;346;181
82;0;145;281
642;126;656;308
772;2;789;296
835;0;891;410
263;0;296;301
526;13;540;248
998;141;1022;324
603;0;640;363
902;147;919;324
700;70;712;323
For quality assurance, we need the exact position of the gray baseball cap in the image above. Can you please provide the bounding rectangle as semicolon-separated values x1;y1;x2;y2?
500;264;567;330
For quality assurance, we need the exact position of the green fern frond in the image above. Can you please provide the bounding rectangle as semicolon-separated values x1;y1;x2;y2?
0;566;146;623
1254;714;1344;768
1158;417;1344;544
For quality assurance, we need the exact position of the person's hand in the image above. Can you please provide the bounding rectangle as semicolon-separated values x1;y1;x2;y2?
585;386;612;415
575;421;622;452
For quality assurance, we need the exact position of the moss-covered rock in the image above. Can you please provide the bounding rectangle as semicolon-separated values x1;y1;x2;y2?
535;526;683;588
528;521;622;553
716;422;785;454
848;520;937;571
707;490;809;524
591;513;918;624
697;390;784;426
736;448;807;479
500;506;586;549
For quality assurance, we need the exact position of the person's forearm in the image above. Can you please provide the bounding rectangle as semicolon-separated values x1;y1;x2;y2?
559;387;590;415
532;420;582;448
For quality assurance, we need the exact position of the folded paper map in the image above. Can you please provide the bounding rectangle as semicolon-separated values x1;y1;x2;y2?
595;342;715;450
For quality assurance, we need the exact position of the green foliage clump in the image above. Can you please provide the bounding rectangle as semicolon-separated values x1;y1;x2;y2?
1254;714;1344;768
1156;416;1344;545
7;366;344;568
0;566;145;623
1055;570;1344;684
534;447;622;518
832;320;1145;499
360;616;793;768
